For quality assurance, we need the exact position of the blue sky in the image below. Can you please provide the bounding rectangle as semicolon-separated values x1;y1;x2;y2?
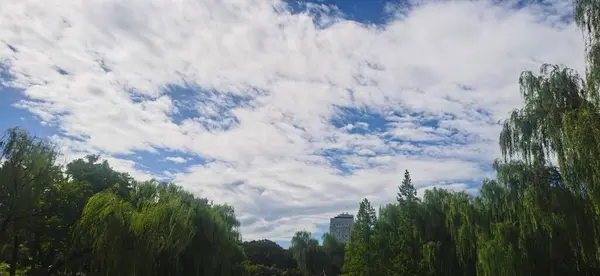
0;0;584;247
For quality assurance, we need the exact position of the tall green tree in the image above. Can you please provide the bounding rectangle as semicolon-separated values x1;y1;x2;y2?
397;169;417;204
290;230;323;276
0;128;61;276
371;203;408;275
398;169;422;275
343;198;376;276
66;154;133;196
321;232;345;276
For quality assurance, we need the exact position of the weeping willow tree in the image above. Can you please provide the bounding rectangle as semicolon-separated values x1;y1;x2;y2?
419;188;463;276
74;181;195;275
497;0;600;269
74;180;245;276
471;163;592;276
290;231;322;275
444;190;478;276
175;200;247;276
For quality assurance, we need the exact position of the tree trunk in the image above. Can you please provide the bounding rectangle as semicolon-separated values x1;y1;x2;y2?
31;232;39;269
9;234;19;276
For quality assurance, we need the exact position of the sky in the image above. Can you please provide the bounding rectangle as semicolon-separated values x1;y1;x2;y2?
0;0;586;247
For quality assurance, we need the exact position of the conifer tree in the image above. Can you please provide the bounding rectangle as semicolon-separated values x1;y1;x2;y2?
398;169;418;205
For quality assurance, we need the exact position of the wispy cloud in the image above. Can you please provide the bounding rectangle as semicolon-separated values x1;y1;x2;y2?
0;0;584;241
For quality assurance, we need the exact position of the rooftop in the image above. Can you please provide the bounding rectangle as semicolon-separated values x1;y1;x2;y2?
334;213;354;219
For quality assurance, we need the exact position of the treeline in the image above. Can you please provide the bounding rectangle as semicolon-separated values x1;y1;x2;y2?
242;235;344;276
0;128;249;275
0;126;340;276
341;164;600;275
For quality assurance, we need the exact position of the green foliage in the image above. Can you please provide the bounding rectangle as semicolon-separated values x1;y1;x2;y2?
74;182;197;275
0;128;247;276
286;231;345;276
243;239;297;269
66;154;133;196
341;165;600;275
290;231;322;275
343;198;377;276
245;263;304;276
397;169;418;205
321;233;345;276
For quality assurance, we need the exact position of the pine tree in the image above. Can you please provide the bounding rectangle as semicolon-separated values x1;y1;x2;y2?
397;169;418;205
395;169;422;275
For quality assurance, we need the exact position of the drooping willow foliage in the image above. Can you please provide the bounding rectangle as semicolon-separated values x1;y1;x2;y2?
499;0;600;209
74;183;197;275
494;0;600;269
575;0;600;104
74;183;249;276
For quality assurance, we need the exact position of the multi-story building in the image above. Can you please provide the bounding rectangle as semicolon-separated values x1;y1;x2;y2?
329;213;354;243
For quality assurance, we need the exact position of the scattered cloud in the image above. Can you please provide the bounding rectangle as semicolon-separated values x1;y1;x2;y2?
0;0;585;242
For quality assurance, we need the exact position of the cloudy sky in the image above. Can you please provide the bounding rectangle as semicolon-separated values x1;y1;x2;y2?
0;0;585;246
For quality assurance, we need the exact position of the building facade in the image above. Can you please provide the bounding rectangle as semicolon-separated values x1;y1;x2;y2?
329;213;354;243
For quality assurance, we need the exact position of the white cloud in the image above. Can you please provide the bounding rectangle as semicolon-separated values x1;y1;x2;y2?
0;0;585;241
165;156;187;164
